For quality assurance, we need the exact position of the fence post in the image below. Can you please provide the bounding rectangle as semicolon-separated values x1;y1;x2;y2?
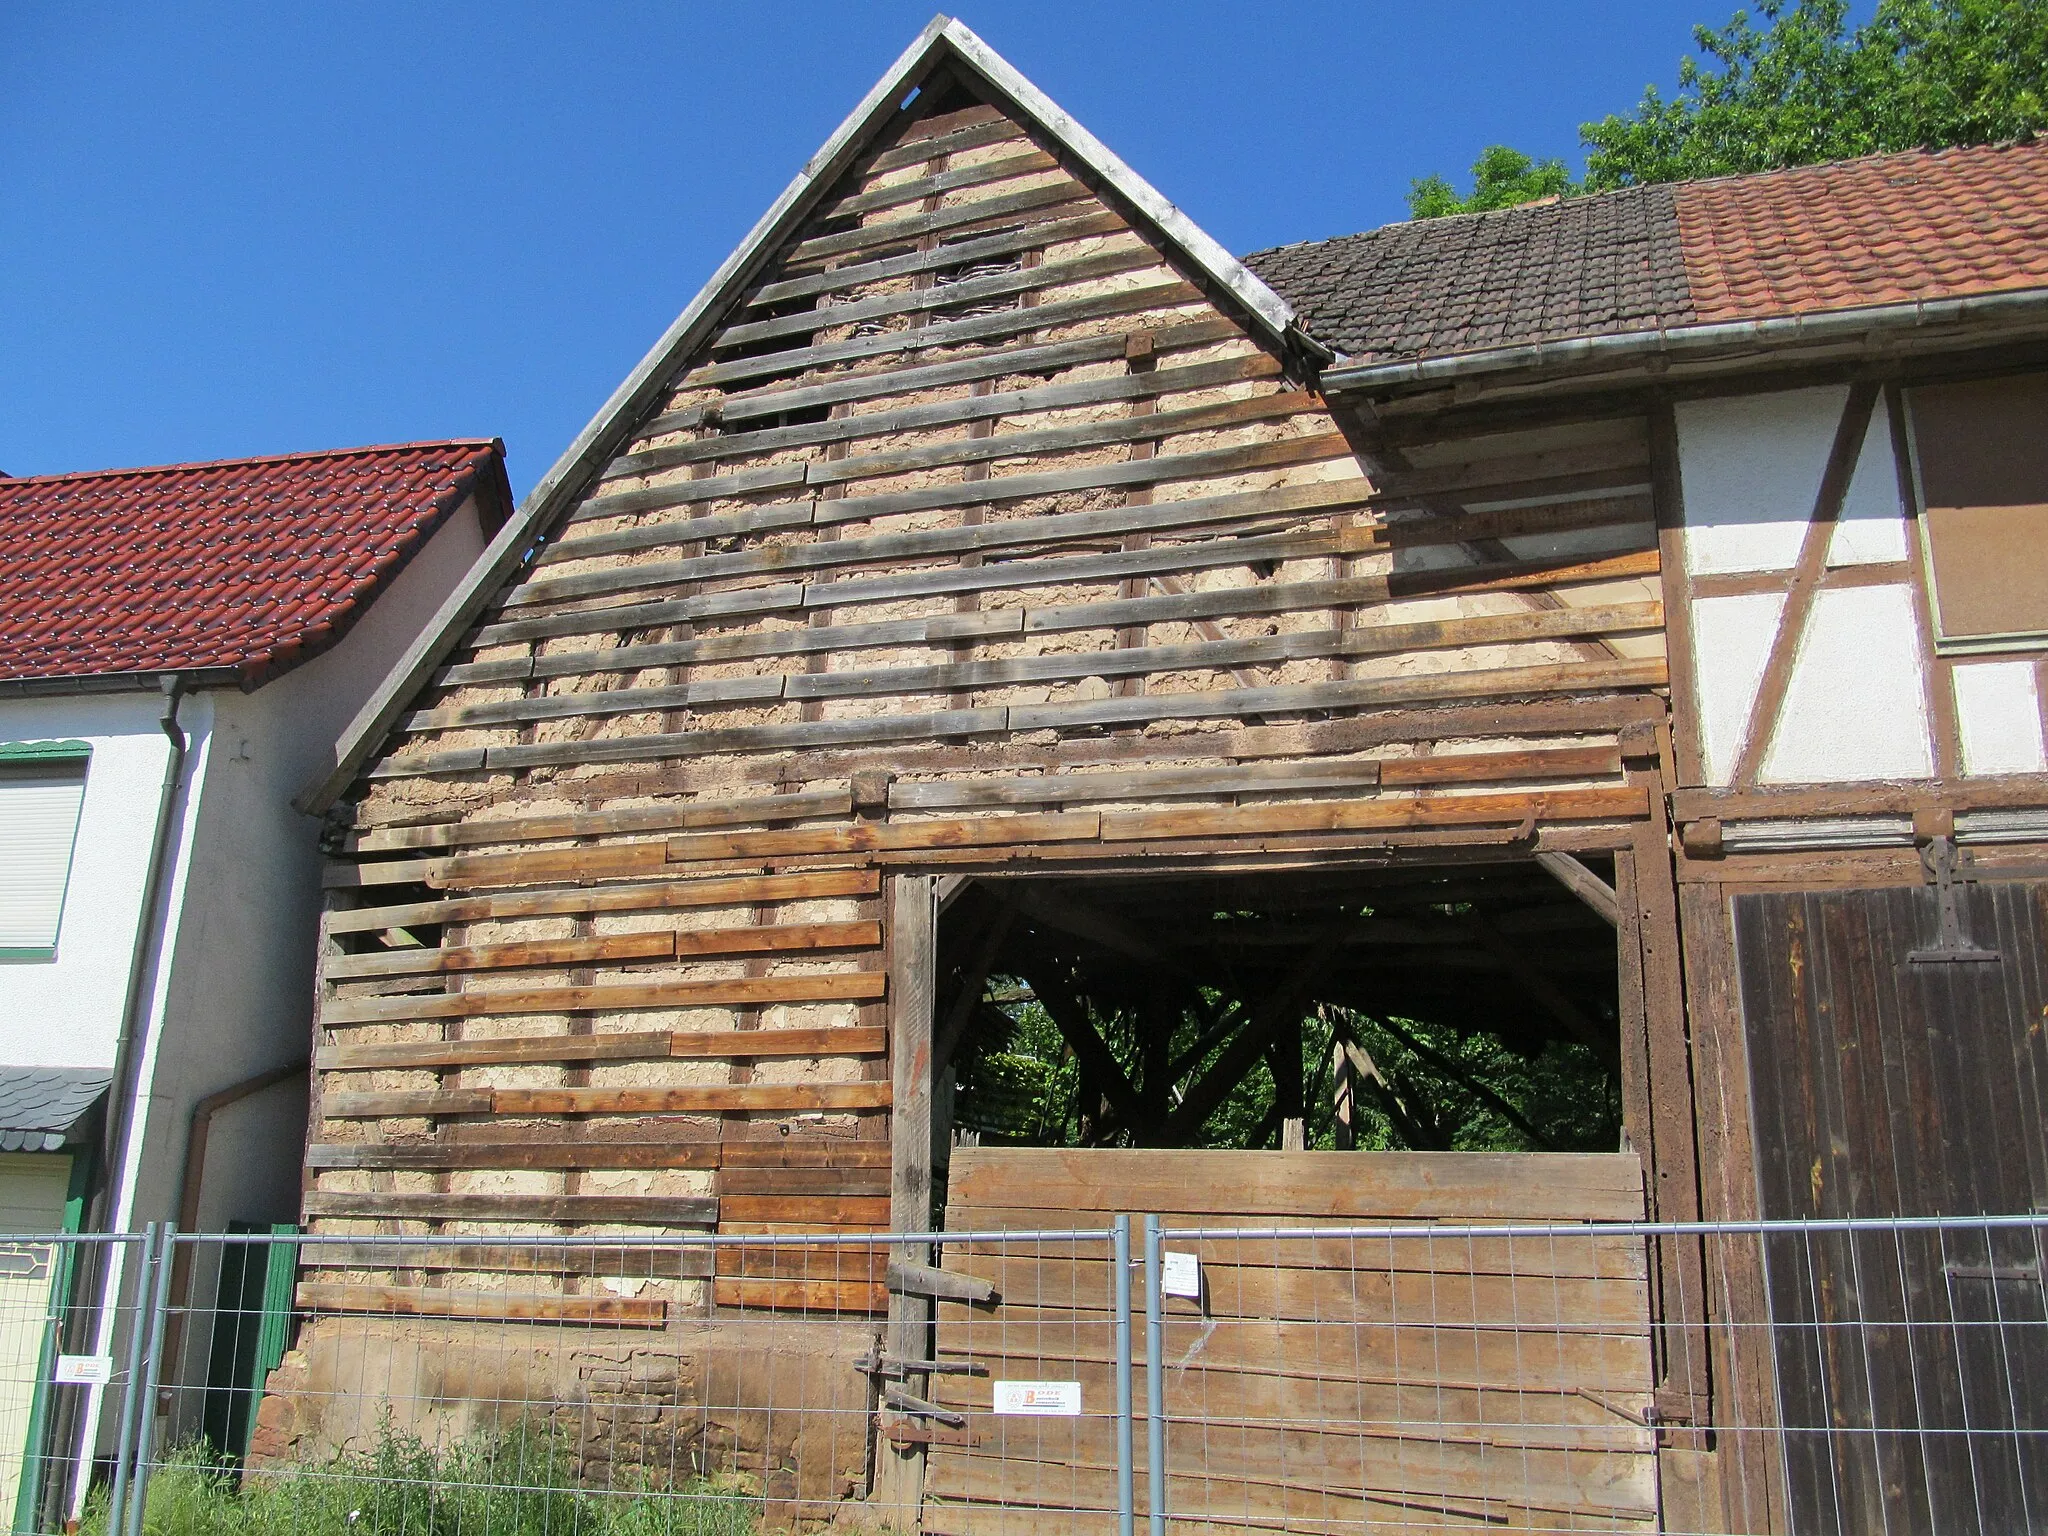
1112;1216;1134;1536
123;1222;178;1536
105;1226;159;1536
1143;1214;1164;1536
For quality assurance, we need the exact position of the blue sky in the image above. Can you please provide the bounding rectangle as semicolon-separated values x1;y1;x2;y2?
2;3;1717;496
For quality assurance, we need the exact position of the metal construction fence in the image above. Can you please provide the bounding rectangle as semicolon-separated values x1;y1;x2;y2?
0;1214;2037;1536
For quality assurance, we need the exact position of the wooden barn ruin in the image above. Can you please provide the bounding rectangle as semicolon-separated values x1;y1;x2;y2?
279;17;2048;1535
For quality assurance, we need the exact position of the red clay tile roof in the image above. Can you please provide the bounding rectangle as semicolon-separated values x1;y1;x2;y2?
1678;141;2048;323
1247;139;2048;363
0;440;509;686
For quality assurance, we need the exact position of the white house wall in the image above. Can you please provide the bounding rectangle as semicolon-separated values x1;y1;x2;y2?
120;496;489;1235
0;690;213;1072
1674;383;2041;785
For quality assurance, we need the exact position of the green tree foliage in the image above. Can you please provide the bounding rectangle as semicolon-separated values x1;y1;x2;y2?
1406;145;1576;219
951;985;1619;1155
1407;0;2048;217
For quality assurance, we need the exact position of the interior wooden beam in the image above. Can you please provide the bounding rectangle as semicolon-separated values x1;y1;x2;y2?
1534;851;1622;927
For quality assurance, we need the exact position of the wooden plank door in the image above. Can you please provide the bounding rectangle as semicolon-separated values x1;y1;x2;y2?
1734;882;2048;1536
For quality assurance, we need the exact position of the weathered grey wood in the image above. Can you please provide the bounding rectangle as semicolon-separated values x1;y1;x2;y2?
805;388;1316;488
296;1243;717;1278
614;350;1277;479
822;147;1057;222
886;1261;998;1304
660;316;1241;431
778;179;1085;267
859;114;1028;177
464;707;1009;775
1535;851;1622;927
302;1190;720;1224
510;474;1363;611
750;205;1116;308
716;240;1147;350
350;787;852;854
887;758;1387;810
689;278;1197;390
577;459;808;519
401;673;783;734
315;1030;673;1069
547;497;814;559
1003;656;1668;735
468;581;804;650
388;656;1666;778
467;564;1632;693
783;600;1662;702
809;429;1348;529
323;868;879;936
886;871;940;1515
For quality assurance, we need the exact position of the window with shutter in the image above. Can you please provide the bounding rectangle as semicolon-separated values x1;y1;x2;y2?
0;744;90;961
1908;370;2048;653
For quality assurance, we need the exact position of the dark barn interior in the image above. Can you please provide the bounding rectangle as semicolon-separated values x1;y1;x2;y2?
928;859;1625;1172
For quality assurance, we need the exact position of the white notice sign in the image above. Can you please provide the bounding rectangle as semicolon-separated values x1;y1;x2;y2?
993;1380;1082;1416
54;1355;113;1386
1161;1250;1202;1299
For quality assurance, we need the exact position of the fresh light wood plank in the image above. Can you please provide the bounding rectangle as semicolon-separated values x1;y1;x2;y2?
324;868;879;937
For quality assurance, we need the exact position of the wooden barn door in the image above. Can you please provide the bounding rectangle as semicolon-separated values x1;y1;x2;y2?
1734;882;2048;1536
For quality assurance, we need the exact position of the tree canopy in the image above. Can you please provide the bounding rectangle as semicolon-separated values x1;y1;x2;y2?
1408;0;2048;218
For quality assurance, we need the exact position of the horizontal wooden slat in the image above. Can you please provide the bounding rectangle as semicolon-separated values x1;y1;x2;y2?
321;1081;891;1119
301;1191;719;1223
819;147;1058;222
325;867;877;937
946;1148;1646;1223
610;348;1275;482
670;1023;886;1058
778;180;1088;267
524;438;1357;610
718;1194;892;1224
686;278;1198;393
661;317;1243;438
347;789;853;855
325;932;675;982
303;1137;890;1171
709;1278;886;1312
859;112;1024;176
665;811;1098;863
744;205;1103;311
714;233;1136;349
317;1030;674;1070
294;1282;667;1327
404;651;1664;780
296;1243;716;1278
490;1082;892;1115
321;970;886;1026
1097;786;1648;845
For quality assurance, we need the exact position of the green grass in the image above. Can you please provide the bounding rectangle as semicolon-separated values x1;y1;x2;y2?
77;1424;756;1536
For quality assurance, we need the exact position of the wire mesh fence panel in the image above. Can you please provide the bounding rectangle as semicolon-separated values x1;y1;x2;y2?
134;1227;1123;1536
1147;1215;2048;1536
0;1230;154;1536
4;1215;2043;1536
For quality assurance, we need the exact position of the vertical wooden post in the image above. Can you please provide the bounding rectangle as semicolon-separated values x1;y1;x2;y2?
881;872;937;1521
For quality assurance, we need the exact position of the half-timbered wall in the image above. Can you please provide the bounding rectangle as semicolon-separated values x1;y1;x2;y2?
310;91;1672;1330
1669;378;2048;790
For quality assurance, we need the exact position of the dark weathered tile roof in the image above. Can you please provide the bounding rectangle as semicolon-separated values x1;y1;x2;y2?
1245;185;1692;364
0;1067;110;1152
0;441;510;685
1246;140;2048;365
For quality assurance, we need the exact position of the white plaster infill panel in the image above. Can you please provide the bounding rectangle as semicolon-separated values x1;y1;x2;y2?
1689;592;1785;786
1676;385;1908;576
1952;661;2047;775
1760;584;1934;784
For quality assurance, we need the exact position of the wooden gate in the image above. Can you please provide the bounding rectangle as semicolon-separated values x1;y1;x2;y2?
1735;882;2048;1536
913;1148;1657;1536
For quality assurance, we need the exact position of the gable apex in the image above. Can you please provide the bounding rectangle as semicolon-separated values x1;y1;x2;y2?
298;15;1313;815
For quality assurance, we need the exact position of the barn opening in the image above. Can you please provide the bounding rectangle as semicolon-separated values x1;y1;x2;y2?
927;857;1624;1172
